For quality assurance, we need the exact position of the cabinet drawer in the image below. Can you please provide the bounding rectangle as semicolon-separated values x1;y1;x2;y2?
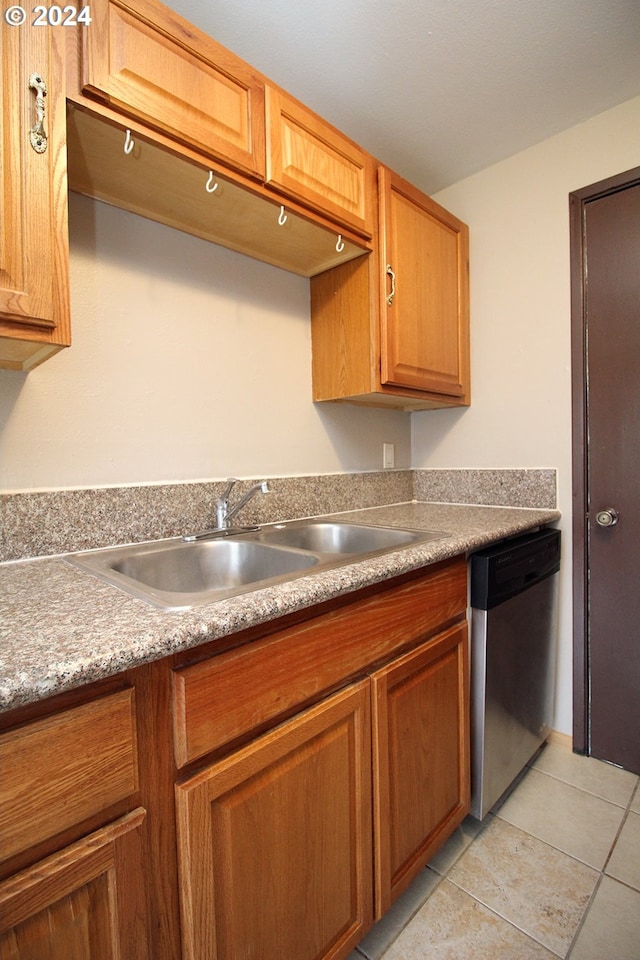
0;689;139;862
82;0;265;178
173;557;466;766
266;86;375;236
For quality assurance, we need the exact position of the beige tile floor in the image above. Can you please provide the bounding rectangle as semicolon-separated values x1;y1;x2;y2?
349;738;640;960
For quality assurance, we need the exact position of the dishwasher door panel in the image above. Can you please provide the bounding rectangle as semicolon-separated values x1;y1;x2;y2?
470;572;559;820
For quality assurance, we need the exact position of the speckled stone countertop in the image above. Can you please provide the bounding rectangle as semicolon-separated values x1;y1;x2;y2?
0;501;560;713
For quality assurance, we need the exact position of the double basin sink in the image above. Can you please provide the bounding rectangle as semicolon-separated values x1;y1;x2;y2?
67;519;445;610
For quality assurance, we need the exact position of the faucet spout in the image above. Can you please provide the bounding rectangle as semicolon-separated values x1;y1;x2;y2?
216;479;270;529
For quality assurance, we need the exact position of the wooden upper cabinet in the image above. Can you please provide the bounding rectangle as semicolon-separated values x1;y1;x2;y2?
0;22;70;370
379;167;470;398
81;0;266;178
311;166;470;411
266;86;375;237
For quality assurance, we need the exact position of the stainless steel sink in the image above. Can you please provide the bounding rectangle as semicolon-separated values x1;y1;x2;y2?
253;521;430;554
66;520;445;611
67;538;319;610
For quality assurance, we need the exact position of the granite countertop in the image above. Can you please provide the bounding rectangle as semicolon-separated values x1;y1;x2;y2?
0;501;560;713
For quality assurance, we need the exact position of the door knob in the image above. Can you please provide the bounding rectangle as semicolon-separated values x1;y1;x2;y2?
595;508;619;527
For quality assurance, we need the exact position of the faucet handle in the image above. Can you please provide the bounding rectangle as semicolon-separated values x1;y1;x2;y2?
220;477;238;501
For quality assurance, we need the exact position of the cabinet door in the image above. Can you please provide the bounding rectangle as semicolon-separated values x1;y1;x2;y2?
379;167;470;400
81;0;265;178
0;809;149;960
0;22;70;370
371;623;469;917
266;86;375;237
175;681;373;960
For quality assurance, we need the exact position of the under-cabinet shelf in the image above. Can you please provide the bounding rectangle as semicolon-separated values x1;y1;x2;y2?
66;105;370;279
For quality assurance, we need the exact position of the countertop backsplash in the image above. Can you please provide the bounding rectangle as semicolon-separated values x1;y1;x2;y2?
0;468;556;563
413;468;557;509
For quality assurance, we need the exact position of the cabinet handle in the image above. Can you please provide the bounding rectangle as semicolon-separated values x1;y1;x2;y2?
29;73;48;154
386;264;396;306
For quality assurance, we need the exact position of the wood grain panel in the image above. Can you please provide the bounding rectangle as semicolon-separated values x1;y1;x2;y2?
372;623;470;915
173;558;466;766
0;23;70;369
0;809;149;960
175;682;372;960
66;106;369;278
266;86;375;236
81;0;265;177
379;167;470;398
310;165;470;410
0;689;138;861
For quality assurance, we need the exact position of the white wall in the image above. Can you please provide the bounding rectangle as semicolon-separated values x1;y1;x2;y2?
2;99;638;734
0;192;411;490
416;96;640;734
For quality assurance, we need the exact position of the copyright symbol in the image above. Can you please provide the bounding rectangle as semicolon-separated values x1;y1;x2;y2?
4;5;27;24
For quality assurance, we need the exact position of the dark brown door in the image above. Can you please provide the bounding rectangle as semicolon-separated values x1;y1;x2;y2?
571;168;640;775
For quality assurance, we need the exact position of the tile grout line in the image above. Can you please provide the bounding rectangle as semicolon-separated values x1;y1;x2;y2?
564;872;606;959
565;791;637;960
530;764;639;809
444;872;567;958
352;750;639;959
601;786;636;876
464;765;638;958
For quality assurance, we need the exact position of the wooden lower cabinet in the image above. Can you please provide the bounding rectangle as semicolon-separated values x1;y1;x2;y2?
0;809;149;960
174;578;470;959
372;623;469;917
0;559;469;959
175;681;373;960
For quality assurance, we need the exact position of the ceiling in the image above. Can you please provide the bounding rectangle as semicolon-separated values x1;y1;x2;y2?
162;0;640;195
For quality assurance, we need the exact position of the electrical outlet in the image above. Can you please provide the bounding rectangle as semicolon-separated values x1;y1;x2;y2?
383;442;395;469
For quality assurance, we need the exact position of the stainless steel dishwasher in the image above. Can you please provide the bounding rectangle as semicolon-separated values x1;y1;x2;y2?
469;528;561;820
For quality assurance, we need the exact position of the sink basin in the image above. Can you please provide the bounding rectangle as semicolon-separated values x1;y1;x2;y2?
67;519;445;611
254;521;430;554
67;538;318;610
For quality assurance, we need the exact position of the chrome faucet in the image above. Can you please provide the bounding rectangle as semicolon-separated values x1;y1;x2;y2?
215;478;270;529
183;478;270;541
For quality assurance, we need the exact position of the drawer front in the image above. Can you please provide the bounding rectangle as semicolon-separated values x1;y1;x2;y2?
173;557;467;766
266;86;375;237
0;689;139;862
82;0;265;178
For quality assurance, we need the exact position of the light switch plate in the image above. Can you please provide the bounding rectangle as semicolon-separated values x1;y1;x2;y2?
383;442;395;469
